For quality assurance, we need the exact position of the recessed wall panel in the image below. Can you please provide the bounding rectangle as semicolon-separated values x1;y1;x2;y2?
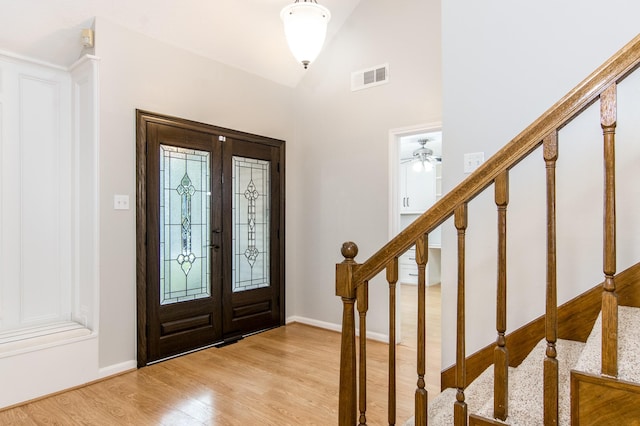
0;101;3;329
19;76;62;323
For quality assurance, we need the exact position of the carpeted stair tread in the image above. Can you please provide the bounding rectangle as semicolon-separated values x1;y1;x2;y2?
474;338;585;425
403;306;640;425
574;305;640;383
403;365;514;425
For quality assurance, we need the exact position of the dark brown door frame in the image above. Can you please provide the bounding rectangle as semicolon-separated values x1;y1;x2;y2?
136;110;286;367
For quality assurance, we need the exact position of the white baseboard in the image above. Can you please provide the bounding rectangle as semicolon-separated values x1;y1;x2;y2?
98;360;137;379
286;315;389;343
0;336;99;408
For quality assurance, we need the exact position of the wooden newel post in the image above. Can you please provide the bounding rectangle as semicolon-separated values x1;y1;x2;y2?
337;241;359;426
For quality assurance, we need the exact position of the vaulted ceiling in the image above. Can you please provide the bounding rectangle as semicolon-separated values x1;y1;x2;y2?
0;0;363;87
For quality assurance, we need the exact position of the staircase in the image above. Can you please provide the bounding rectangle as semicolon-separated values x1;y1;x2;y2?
335;33;640;425
402;304;640;425
405;338;583;425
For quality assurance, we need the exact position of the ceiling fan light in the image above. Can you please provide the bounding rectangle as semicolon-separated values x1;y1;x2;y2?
412;154;434;172
281;1;331;69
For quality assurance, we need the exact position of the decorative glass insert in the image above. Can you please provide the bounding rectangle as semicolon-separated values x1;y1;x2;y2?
160;145;211;305
232;156;271;292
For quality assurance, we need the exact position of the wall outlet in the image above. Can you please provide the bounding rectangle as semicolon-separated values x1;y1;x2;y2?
464;152;485;174
114;194;130;210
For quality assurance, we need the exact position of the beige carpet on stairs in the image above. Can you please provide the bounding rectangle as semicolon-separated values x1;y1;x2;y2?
474;338;585;425
403;366;515;426
574;305;640;383
403;305;640;425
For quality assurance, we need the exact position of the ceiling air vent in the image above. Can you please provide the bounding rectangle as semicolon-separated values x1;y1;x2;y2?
351;63;389;92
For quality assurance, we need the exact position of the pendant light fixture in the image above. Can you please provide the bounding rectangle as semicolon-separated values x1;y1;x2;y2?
280;0;331;69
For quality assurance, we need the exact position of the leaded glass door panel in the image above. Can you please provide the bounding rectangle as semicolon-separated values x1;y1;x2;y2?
160;144;212;305
232;156;270;294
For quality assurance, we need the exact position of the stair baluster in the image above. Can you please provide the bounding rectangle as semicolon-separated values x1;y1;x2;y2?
454;204;468;426
415;234;429;426
357;280;369;426
493;171;509;421
600;83;619;378
543;130;560;425
337;241;358;426
387;258;399;425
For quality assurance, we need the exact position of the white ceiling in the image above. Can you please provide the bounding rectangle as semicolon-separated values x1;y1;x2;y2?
0;0;363;87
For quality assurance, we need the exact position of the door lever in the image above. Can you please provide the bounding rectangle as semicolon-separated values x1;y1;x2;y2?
211;229;221;251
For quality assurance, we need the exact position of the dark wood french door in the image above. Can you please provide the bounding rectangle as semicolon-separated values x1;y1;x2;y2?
136;111;284;366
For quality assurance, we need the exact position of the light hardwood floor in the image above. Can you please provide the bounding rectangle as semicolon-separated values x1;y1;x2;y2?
0;287;441;425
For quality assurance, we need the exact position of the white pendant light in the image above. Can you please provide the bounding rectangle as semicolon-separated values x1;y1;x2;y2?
280;0;331;69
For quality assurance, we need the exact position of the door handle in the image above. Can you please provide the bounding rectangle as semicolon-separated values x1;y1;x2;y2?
211;229;221;250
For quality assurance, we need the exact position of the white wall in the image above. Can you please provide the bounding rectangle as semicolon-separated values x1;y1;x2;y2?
289;0;442;337
441;1;640;367
94;17;294;369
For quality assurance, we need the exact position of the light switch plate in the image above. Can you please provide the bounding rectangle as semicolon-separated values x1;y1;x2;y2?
464;152;485;174
114;194;130;210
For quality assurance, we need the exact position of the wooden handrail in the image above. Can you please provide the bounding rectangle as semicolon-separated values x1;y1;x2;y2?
351;33;640;286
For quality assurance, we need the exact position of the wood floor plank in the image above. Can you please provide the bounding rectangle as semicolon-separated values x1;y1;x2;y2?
0;289;441;425
0;406;31;425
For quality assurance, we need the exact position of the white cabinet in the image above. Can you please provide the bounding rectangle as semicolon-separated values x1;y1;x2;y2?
399;247;419;284
398;246;441;286
400;162;436;213
398;161;442;285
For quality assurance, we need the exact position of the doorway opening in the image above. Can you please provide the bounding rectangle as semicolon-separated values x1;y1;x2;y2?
136;111;285;367
389;123;442;373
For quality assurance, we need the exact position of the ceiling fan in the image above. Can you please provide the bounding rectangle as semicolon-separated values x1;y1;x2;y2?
401;138;441;171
